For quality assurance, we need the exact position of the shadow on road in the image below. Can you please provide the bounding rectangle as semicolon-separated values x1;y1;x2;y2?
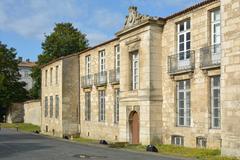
0;142;52;158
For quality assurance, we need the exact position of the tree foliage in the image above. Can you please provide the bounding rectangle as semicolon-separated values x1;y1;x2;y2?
30;23;89;98
0;41;28;108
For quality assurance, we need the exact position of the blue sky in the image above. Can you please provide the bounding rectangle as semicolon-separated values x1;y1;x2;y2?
0;0;202;61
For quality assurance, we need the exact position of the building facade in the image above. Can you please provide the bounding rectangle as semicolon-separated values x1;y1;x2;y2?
41;54;80;137
18;59;35;90
41;0;240;157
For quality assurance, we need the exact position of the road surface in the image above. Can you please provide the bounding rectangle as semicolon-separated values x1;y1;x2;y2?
0;128;186;160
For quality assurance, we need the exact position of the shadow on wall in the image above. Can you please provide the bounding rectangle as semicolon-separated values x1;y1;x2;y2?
6;103;25;123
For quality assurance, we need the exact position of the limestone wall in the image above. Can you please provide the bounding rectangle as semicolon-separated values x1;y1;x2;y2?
41;60;63;137
161;1;221;148
117;23;163;145
23;100;41;126
62;55;80;135
221;0;240;157
79;40;120;142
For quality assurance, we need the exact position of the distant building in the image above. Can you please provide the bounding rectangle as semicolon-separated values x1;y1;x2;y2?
18;57;36;90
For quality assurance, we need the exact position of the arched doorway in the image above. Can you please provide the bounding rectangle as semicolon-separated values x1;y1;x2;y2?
129;111;139;144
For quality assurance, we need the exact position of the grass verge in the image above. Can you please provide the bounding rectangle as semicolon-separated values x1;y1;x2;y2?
109;143;239;160
0;123;40;132
73;137;98;144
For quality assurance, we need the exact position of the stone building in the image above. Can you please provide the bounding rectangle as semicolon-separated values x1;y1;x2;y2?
41;0;240;157
18;58;36;90
41;54;80;137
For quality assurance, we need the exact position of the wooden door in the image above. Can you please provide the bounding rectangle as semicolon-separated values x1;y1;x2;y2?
130;112;139;144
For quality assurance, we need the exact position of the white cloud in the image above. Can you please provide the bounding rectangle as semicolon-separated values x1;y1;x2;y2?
0;0;82;40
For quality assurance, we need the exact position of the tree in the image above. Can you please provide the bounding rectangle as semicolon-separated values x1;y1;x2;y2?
30;23;89;98
0;41;28;108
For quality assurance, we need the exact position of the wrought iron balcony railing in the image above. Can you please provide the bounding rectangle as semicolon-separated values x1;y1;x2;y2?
81;75;93;88
94;71;108;86
168;51;195;75
109;69;120;84
200;44;221;69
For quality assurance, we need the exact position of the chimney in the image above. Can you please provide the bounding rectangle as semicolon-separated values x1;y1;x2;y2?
18;57;23;62
26;59;30;62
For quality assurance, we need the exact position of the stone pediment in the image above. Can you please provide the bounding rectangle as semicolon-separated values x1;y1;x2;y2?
123;6;159;30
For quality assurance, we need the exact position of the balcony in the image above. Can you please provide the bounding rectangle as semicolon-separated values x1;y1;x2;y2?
168;51;195;75
200;44;221;69
109;69;120;84
94;71;108;86
81;75;93;88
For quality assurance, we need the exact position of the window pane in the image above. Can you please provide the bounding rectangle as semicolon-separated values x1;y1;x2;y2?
179;81;184;90
180;23;184;32
186;32;191;41
186;20;190;29
179;34;184;42
179;43;184;51
214;108;219;117
186;41;191;50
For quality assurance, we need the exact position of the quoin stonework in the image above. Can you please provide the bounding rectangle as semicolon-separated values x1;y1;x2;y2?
40;0;240;157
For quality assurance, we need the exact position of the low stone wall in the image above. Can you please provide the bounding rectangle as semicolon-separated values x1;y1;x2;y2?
24;100;41;126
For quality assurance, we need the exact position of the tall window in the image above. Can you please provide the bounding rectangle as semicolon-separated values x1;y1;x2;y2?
56;66;59;84
211;9;221;59
85;55;91;75
114;89;120;123
99;90;105;122
44;97;48;117
99;50;105;73
85;92;91;121
177;80;191;126
50;68;53;85
115;45;120;72
177;20;191;62
55;95;59;118
211;76;220;128
211;9;220;47
45;70;48;86
50;96;53;118
131;52;139;90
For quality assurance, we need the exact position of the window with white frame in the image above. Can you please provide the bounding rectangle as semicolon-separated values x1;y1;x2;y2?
177;20;191;61
50;68;53;85
45;70;48;86
114;89;120;123
131;52;139;90
99;90;105;122
177;80;191;126
85;92;91;121
115;45;120;73
211;76;220;128
55;95;59;118
171;135;184;146
56;66;59;84
211;9;220;47
50;96;53;118
85;55;91;76
196;137;207;148
44;97;48;117
99;50;105;73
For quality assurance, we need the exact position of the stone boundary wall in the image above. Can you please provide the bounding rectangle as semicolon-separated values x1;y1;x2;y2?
24;100;41;126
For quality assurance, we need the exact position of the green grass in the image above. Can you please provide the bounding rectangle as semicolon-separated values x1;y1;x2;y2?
109;143;239;160
73;137;98;144
0;123;40;132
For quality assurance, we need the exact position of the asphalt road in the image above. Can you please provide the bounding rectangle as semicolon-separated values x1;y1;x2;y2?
0;129;186;160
